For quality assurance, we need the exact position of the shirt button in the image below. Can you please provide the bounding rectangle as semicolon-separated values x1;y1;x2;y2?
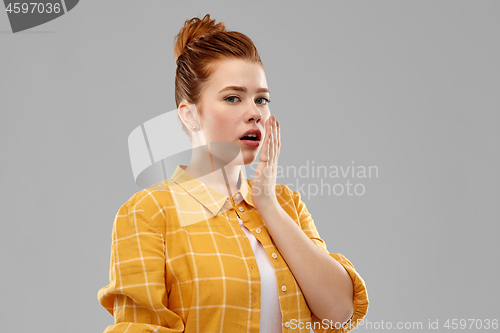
255;228;261;234
281;285;287;292
235;193;240;199
272;253;278;259
250;265;254;270
239;207;244;212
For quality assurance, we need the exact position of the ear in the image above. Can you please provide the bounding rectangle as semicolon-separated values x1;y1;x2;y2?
178;101;199;129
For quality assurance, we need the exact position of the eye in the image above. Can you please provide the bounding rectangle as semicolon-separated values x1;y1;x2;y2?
256;97;271;105
224;95;241;103
224;95;271;105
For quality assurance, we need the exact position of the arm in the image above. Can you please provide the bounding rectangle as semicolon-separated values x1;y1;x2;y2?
260;187;369;332
97;194;184;333
258;192;354;324
253;116;368;331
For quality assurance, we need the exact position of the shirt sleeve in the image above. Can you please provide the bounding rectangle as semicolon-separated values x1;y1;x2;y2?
97;193;184;333
289;187;369;333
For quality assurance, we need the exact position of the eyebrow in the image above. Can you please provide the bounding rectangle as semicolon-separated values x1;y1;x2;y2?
218;85;270;94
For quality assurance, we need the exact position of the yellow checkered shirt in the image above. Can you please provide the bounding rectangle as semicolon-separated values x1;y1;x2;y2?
98;165;368;332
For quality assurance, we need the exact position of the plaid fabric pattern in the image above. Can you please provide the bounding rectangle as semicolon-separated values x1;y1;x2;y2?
98;165;368;333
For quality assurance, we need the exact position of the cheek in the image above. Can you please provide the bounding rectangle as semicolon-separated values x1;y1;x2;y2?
211;111;231;123
208;112;238;139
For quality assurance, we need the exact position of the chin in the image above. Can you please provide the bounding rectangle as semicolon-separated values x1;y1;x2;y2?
240;149;260;165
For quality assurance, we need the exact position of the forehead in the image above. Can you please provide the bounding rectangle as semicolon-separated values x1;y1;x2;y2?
207;59;267;90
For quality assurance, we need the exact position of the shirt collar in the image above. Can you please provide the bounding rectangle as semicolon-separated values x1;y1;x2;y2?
170;165;254;216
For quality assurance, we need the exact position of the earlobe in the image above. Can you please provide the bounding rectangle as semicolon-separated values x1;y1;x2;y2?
178;102;202;132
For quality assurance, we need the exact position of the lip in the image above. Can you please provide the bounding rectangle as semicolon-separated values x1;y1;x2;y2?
240;139;260;147
239;128;261;148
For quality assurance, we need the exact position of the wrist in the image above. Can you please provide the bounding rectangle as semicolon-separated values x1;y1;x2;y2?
254;197;281;215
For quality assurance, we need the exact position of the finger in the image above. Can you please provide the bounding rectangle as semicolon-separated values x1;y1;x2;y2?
260;116;272;162
272;116;278;162
276;119;280;158
273;116;278;160
267;116;273;163
268;116;275;164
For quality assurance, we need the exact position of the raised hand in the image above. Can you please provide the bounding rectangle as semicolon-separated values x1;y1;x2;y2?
252;115;281;212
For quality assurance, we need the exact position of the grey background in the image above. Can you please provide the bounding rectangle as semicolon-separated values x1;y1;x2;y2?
1;1;499;332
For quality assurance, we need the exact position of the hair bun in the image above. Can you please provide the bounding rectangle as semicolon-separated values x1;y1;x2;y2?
174;14;226;60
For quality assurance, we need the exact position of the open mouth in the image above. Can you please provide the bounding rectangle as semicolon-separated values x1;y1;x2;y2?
239;130;261;147
239;134;259;141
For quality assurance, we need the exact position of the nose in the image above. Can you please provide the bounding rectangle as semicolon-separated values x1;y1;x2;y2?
246;105;262;124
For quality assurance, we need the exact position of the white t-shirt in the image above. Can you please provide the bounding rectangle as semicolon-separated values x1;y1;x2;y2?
237;216;283;332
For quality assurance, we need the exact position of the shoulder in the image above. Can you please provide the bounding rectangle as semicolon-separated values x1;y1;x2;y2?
132;179;177;205
275;183;296;197
117;179;177;227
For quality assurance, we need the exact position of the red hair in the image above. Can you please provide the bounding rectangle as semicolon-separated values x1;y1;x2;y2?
173;14;263;137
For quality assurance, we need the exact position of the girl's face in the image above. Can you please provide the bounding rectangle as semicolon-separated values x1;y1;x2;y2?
197;58;271;164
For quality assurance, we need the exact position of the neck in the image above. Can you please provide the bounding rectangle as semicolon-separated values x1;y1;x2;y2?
184;145;242;197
